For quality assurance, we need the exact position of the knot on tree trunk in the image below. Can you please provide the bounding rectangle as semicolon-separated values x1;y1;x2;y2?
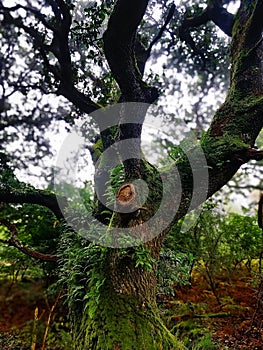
116;183;136;209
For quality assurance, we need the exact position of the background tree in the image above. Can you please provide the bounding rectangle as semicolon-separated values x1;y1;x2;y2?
0;0;263;349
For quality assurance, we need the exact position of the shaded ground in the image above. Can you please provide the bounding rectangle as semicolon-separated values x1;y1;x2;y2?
0;269;262;349
0;279;69;349
0;280;46;333
163;269;263;349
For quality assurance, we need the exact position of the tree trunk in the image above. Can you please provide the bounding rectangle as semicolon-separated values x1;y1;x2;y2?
67;2;263;349
72;249;184;350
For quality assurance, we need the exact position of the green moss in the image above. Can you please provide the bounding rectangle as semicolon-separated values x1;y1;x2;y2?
203;90;263;167
201;132;249;168
78;287;185;350
69;246;185;350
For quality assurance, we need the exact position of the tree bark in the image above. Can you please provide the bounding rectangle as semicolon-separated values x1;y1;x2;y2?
68;1;263;349
72;249;184;350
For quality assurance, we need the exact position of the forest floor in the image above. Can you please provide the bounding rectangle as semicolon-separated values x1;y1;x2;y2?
0;268;262;349
162;268;263;349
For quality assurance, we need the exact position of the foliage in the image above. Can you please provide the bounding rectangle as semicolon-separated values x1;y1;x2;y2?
160;299;218;350
57;229;107;330
134;245;156;271
157;250;194;296
165;200;263;301
0;206;60;283
0;331;30;350
0;157;60;283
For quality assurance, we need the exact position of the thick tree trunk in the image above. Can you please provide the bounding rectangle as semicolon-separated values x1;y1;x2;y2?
68;2;263;349
72;250;184;350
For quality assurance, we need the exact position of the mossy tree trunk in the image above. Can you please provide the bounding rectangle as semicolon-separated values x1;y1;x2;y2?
69;161;183;349
68;1;263;349
73;247;183;350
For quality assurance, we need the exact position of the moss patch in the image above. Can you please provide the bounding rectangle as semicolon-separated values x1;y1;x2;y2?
79;287;185;350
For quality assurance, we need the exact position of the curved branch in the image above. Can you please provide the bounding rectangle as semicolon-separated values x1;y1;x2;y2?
102;0;160;178
103;0;158;103
179;1;235;63
0;188;67;219
0;218;58;263
0;2;99;115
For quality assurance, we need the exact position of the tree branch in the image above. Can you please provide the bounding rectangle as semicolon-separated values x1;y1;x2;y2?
243;149;263;162
0;2;99;115
178;0;235;64
103;0;158;103
0;218;58;262
0;188;67;219
179;1;234;38
148;5;176;54
102;0;160;178
135;4;176;75
207;1;235;36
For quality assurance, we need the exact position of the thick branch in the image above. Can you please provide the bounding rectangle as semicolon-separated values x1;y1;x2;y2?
0;188;67;219
58;85;99;114
103;0;158;103
0;218;58;262
163;0;263;222
201;0;263;197
102;0;160;179
180;1;234;37
207;1;235;36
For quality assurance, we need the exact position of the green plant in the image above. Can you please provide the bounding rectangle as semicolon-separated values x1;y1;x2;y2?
171;317;217;350
157;250;194;296
192;334;217;350
58;231;107;330
165;199;263;303
134;245;156;271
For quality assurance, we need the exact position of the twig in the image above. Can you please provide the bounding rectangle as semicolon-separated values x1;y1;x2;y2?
147;4;176;54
